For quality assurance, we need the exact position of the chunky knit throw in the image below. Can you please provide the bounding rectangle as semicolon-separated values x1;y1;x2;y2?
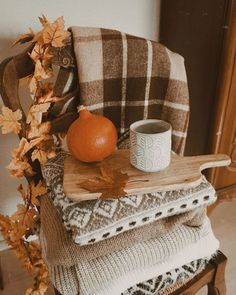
40;196;218;294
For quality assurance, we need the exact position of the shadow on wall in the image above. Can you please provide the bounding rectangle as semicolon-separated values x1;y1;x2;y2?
0;38;29;220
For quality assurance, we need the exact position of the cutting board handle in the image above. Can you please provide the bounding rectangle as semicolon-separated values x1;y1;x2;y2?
187;154;231;171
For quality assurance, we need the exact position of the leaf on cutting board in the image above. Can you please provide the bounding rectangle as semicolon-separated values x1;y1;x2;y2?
79;166;129;199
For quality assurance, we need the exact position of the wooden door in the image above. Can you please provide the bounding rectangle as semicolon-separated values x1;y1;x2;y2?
160;0;236;204
208;0;236;197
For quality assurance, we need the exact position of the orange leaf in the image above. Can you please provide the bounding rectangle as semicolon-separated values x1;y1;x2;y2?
31;148;55;165
39;15;49;27
11;205;39;229
79;166;129;199
42;16;70;48
28;122;51;139
0;106;22;134
34;83;63;104
18;184;26;202
34;60;53;81
9;221;27;243
0;214;11;238
12;138;31;160
12;28;35;46
30;181;47;206
27;76;39;99
41;46;54;69
26;103;51;125
30;43;45;62
11;137;44;162
7;158;35;178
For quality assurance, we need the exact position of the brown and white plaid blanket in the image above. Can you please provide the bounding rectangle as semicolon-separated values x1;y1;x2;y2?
70;27;190;155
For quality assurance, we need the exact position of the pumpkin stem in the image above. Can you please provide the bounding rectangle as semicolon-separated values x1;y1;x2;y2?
77;105;86;113
77;105;91;119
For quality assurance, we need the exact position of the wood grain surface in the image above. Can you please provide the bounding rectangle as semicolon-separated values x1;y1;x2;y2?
63;149;231;202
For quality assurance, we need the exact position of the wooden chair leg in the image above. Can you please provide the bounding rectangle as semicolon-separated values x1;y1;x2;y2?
207;251;227;295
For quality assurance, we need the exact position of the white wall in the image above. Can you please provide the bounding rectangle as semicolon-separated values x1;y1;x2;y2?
0;0;161;247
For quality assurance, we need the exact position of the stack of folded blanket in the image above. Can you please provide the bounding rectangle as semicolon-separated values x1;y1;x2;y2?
39;27;219;294
40;151;219;295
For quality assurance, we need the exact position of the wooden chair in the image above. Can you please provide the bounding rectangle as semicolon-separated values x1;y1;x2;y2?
0;46;228;295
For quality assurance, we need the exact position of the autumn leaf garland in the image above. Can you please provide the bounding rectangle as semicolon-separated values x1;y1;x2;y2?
0;15;70;294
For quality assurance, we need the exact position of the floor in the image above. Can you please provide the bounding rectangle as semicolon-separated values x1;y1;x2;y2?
0;201;235;295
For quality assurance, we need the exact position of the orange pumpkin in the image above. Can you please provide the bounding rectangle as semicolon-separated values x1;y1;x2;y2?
66;107;117;162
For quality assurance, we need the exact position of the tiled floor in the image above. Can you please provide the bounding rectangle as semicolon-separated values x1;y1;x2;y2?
0;200;236;295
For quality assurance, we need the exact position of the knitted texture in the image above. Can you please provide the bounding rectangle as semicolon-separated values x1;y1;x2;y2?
42;151;217;246
41;214;218;295
121;258;208;295
74;219;218;295
40;193;207;267
49;258;208;295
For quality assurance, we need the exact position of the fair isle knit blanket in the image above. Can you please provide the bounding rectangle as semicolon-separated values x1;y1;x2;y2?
70;27;190;155
42;151;217;247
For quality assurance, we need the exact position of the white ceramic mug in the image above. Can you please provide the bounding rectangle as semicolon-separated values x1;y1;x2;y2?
130;119;172;172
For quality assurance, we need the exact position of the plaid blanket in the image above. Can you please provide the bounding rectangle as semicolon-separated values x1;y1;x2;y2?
70;27;190;155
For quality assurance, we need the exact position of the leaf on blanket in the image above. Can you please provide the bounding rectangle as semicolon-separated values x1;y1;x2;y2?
79;166;129;199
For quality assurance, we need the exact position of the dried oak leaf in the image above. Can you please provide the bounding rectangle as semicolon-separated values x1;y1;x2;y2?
42;16;70;48
34;60;53;81
27;76;39;99
31;134;56;164
80;166;129;199
7;158;35;178
0;106;22;134
28;122;51;139
0;214;11;238
18;184;26;202
26;103;51;125
12;28;35;46
30;181;47;206
11;205;39;229
31;147;55;165
39;15;50;27
12;137;43;161
42;46;54;68
9;222;27;243
12;138;32;160
35;83;62;104
30;43;45;62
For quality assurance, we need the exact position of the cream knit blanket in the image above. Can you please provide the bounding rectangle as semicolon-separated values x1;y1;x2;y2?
40;204;218;295
40;195;218;295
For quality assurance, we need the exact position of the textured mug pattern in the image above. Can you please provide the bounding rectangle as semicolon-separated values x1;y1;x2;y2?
130;120;172;172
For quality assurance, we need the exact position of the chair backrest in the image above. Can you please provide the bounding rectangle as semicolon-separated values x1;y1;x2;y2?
0;43;80;139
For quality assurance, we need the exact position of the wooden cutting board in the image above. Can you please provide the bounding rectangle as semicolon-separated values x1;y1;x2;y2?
63;149;231;202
